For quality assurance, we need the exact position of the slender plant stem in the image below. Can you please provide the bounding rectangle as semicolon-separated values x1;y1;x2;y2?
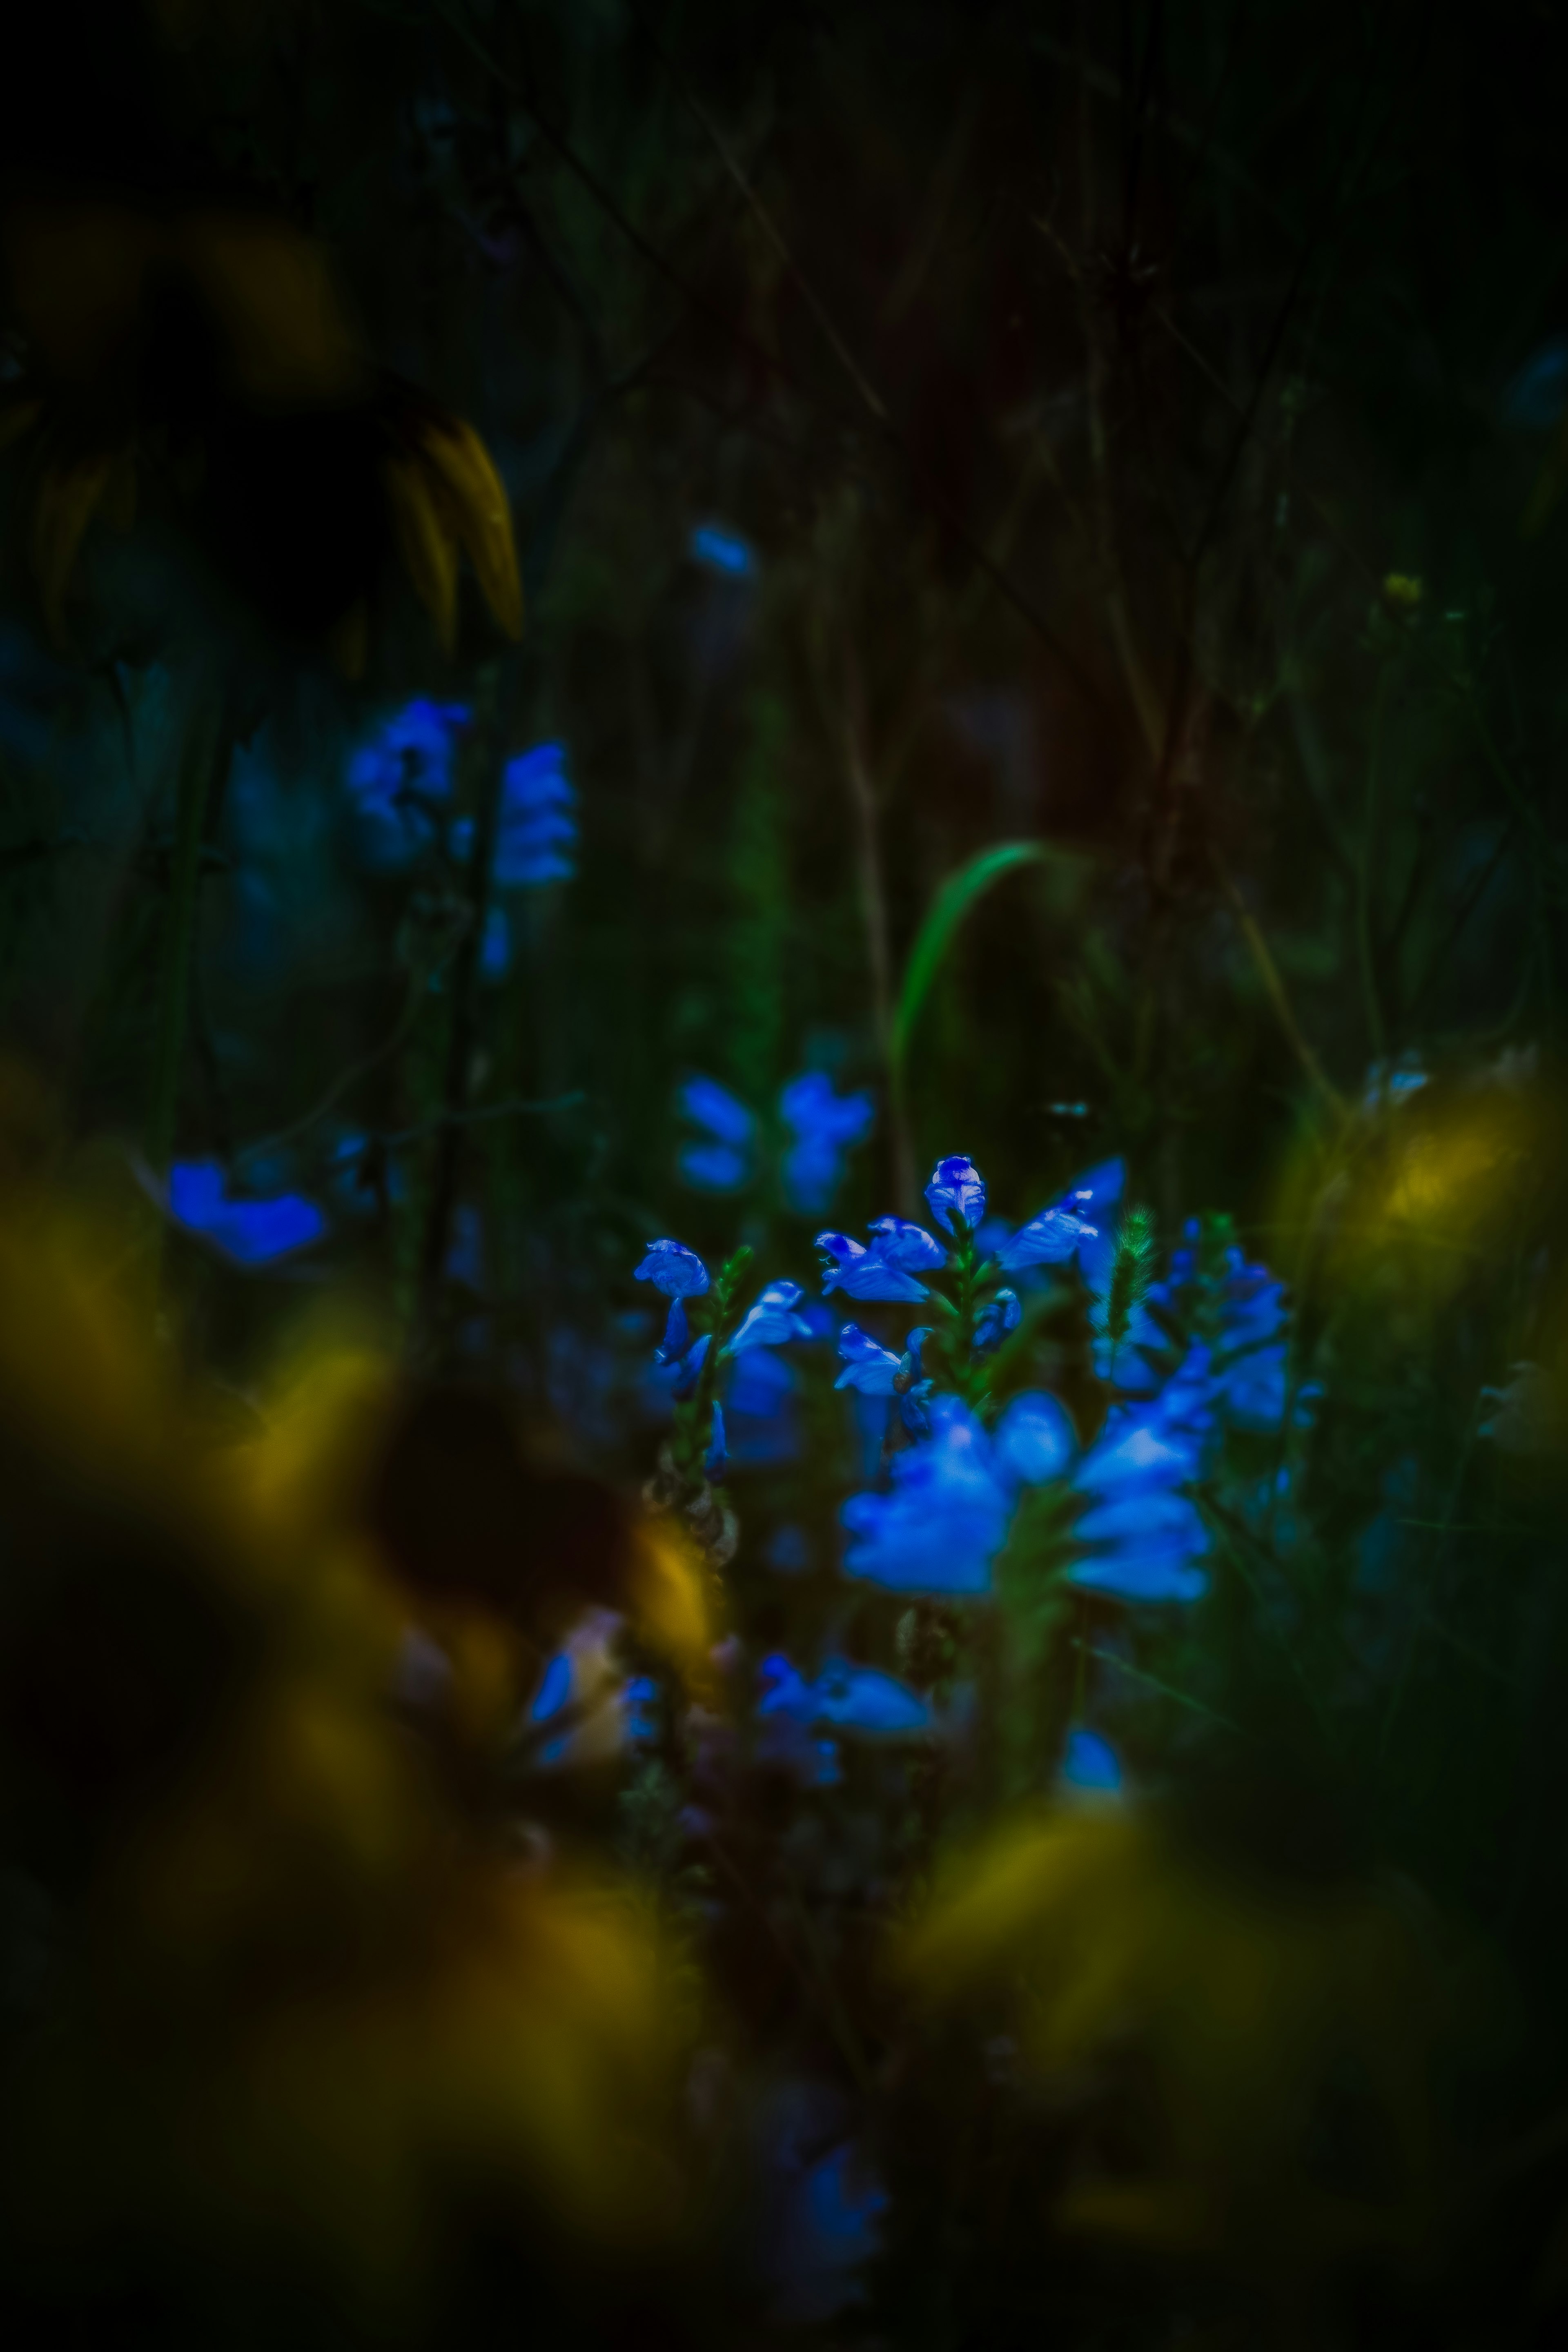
416;663;507;1345
1356;657;1395;1065
844;654;918;1215
145;681;227;1180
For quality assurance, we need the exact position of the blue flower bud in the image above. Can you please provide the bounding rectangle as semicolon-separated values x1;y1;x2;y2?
971;1287;1022;1354
729;1279;815;1354
704;1403;728;1481
834;1323;902;1394
924;1155;987;1234
996;1190;1097;1271
866;1216;948;1273
635;1238;712;1297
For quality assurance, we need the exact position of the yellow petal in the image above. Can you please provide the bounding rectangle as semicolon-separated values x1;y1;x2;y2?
416;414;524;641
31;449;115;649
174;212;367;410
384;452;459;652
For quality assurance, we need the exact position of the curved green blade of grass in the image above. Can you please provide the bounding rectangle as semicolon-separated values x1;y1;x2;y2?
891;840;1049;1082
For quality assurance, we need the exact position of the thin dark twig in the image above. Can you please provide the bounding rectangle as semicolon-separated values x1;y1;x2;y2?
436;0;1107;707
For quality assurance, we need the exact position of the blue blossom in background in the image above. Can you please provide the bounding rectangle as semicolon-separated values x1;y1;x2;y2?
494;741;577;885
1361;1054;1430;1110
729;1278;814;1353
1505;336;1568;430
780;1073;875;1214
1068;1345;1213;1603
1060;1727;1123;1795
766;2130;888;2325
834;1324;902;1395
996;1185;1097;1272
445;1201;484;1290
842;1396;1012;1594
757;1653;929;1739
1143;1225;1302;1432
865;1216;947;1274
678;1075;757;1193
811;1657;931;1736
345;698;468;867
764;1523;813;1575
690;522;755;578
657;1329;711;1403
1060;1158;1126;1297
480;904;511;981
817;1231;931;1303
756;1656;842;1786
925;1155;987;1234
527;1610;655;1769
991;1388;1076;1485
972;1287;1021;1354
727;1347;802;1467
635;1238;711;1297
841;1388;1077;1595
168;1160;327;1266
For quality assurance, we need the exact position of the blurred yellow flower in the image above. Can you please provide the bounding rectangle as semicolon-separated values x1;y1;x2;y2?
905;1805;1449;2290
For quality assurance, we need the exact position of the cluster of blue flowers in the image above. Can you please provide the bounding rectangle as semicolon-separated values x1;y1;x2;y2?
675;1070;875;1212
631;1149;1304;1606
345;702;578;891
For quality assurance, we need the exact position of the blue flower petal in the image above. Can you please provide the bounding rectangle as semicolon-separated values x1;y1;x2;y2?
635;1238;712;1297
924;1154;987;1234
833;1322;902;1394
167;1159;327;1266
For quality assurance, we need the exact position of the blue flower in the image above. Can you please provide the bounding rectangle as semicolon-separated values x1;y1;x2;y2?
729;1278;814;1353
972;1287;1021;1354
757;1653;930;1738
764;1523;813;1575
1067;1346;1212;1603
1060;1727;1123;1795
479;904;511;981
704;1403;728;1481
167;1160;326;1266
676;1074;756;1194
655;1298;691;1362
690;522;755;578
779;1073;875;1214
345;698;469;867
817;1232;930;1303
494;740;577;886
526;1610;652;1768
1060;1158;1127;1298
865;1216;948;1273
996;1185;1098;1271
834;1323;903;1395
756;1656;842;1786
623;1674;659;1746
635;1238;711;1297
1142;1227;1302;1432
727;1347;802;1467
841;1397;1011;1594
924;1155;986;1234
991;1389;1076;1485
662;1333;711;1403
809;1656;931;1736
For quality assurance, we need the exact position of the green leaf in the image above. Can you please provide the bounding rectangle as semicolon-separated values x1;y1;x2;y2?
891;840;1047;1080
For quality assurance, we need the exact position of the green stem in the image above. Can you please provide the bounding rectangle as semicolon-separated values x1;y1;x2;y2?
145;686;227;1182
1356;659;1395;1066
